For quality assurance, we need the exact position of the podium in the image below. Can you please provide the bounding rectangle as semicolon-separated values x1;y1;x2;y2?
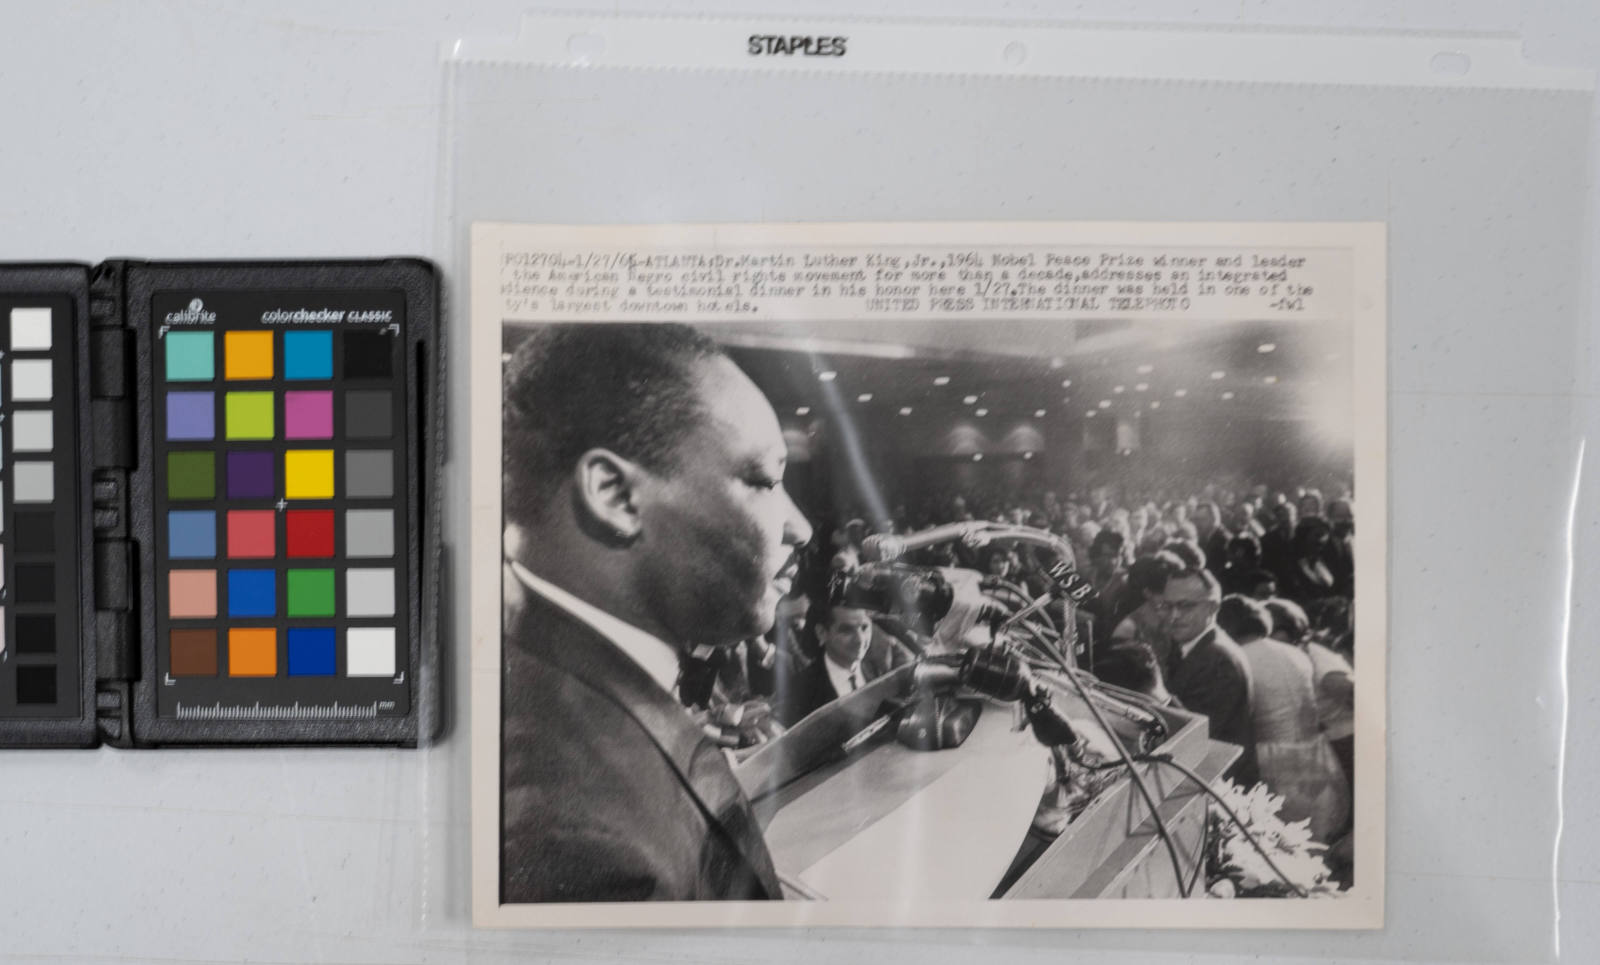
735;666;1239;900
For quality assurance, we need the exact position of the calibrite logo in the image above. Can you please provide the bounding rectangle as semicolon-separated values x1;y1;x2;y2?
165;299;217;324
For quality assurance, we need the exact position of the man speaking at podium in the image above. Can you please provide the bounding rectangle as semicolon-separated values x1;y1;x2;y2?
499;323;813;902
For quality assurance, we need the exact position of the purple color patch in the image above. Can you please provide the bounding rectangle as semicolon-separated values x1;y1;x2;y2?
284;390;334;440
166;391;214;441
227;450;275;500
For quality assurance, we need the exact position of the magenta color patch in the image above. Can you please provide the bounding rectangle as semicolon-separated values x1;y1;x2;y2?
283;391;334;440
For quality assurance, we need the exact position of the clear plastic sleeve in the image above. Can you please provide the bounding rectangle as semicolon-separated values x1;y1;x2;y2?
433;13;1589;963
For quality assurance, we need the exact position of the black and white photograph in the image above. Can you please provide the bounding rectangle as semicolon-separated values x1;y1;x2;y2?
470;221;1385;928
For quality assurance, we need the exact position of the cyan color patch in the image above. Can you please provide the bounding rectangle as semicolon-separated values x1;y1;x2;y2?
165;331;214;381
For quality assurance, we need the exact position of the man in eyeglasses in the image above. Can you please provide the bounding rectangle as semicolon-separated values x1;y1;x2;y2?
1151;566;1258;785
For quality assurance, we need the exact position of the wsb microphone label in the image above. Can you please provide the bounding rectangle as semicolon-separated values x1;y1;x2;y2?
1048;561;1096;603
747;35;848;57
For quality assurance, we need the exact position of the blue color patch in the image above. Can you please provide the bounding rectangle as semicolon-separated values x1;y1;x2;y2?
167;510;217;559
287;627;337;676
166;391;215;441
283;330;333;381
227;569;276;617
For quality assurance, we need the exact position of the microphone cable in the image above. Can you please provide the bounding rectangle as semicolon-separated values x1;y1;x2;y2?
1037;652;1196;898
1074;749;1314;897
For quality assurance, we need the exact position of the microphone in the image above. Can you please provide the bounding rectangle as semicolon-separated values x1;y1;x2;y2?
829;562;955;634
913;643;1083;749
860;523;985;563
864;522;1098;605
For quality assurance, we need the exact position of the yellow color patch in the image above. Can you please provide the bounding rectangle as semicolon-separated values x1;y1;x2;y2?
284;449;335;499
228;628;277;677
224;331;275;380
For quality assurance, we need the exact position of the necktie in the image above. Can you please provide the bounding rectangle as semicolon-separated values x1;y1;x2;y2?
848;669;862;692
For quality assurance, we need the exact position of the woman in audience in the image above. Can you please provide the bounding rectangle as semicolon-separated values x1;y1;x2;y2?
1221;595;1350;844
1267;597;1355;797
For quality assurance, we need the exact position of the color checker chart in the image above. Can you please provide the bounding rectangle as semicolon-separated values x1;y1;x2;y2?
0;260;437;748
150;286;419;730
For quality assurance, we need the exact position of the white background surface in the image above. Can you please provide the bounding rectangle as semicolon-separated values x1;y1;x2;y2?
1;2;1597;964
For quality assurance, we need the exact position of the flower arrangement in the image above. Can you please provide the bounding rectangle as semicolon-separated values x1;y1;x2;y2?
1204;780;1341;898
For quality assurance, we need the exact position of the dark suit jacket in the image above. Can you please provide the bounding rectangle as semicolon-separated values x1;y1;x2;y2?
773;628;909;727
500;566;782;902
1167;626;1259;786
1199;526;1232;578
1260;527;1296;589
774;655;845;727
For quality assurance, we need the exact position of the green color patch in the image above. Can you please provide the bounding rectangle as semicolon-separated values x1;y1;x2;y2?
286;568;336;617
167;451;216;500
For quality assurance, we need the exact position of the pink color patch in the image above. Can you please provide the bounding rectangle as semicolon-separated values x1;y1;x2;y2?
284;390;334;440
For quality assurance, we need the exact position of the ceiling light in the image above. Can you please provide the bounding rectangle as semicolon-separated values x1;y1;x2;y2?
795;406;811;416
1113;385;1125;394
975;408;989;416
963;394;979;405
1258;343;1276;353
1061;379;1072;388
1263;375;1278;384
1222;391;1235;400
1086;410;1097;418
1049;357;1065;369
1135;382;1149;392
933;375;951;386
972;453;984;461
1136;364;1154;374
818;370;837;382
1149;401;1161;409
857;392;873;402
899;406;913;415
1174;388;1188;398
1023;451;1035;460
1034;409;1047;417
1098;399;1112;409
1210;370;1225;380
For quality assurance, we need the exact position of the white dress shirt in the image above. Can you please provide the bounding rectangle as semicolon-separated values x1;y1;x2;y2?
823;655;864;697
509;560;681;697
